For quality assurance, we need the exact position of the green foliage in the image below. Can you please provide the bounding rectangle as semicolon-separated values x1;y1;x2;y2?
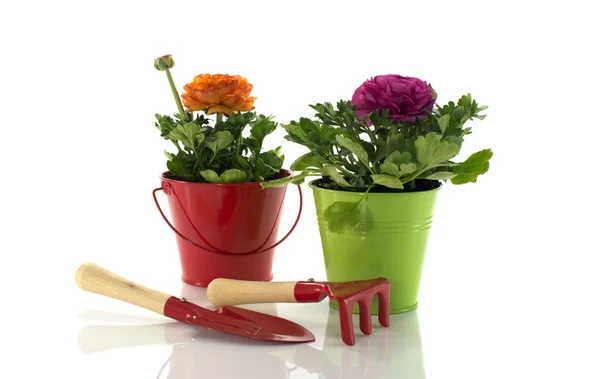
451;149;493;184
154;112;283;183
261;94;492;232
322;200;362;233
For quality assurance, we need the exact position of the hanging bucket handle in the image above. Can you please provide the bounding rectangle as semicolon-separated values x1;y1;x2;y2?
152;183;303;256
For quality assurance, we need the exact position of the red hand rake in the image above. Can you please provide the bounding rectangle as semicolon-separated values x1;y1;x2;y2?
207;277;391;345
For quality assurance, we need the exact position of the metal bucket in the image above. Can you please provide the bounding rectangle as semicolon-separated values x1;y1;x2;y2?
310;179;441;314
153;169;302;287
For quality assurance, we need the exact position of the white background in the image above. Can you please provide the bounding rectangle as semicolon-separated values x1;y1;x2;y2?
1;0;599;378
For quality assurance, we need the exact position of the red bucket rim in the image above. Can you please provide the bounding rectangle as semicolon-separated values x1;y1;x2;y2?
160;169;293;187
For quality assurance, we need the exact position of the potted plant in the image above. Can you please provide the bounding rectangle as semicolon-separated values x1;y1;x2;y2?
151;55;302;287
262;74;492;313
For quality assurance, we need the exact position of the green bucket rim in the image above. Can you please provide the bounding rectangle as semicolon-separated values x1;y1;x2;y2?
307;178;443;196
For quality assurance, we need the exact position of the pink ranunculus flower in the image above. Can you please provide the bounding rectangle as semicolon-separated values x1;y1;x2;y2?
351;74;436;124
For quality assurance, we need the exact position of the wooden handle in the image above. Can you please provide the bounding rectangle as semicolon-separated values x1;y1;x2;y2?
75;263;172;316
206;279;298;306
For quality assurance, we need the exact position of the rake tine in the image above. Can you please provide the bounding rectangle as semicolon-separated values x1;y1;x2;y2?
358;298;373;335
338;299;355;346
377;286;390;327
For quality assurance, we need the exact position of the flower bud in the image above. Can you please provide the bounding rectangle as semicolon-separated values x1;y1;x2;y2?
154;55;175;71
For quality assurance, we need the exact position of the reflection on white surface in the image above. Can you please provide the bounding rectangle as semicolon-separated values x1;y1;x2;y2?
156;332;292;379
322;308;425;379
77;284;425;378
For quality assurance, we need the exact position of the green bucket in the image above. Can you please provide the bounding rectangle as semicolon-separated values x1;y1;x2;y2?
310;179;441;314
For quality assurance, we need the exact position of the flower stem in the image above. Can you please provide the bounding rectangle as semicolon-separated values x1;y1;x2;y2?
236;130;242;157
208;152;217;167
401;164;432;185
216;113;223;124
171;140;182;152
165;68;185;121
364;127;377;144
347;183;374;215
335;164;358;178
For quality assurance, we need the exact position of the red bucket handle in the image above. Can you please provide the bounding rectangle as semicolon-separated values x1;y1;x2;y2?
152;184;303;256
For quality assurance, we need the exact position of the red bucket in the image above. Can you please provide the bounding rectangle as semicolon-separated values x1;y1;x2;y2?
153;169;302;287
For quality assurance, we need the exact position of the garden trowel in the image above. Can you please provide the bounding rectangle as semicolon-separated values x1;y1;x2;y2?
75;263;315;343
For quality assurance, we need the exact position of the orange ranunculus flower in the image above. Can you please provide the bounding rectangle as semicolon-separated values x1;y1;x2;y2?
181;74;257;116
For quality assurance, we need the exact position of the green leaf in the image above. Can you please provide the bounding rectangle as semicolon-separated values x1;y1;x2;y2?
371;174;404;189
323;201;362;233
260;169;320;188
373;138;388;163
323;164;351;188
399;163;417;176
379;161;401;177
457;93;472;107
259;151;284;170
167;160;192;180
237;155;252;169
260;176;293;188
335;135;369;167
166;151;195;180
367;109;393;127
155;114;178;139
244;137;261;151
426;171;457;180
253;158;267;181
291;176;306;185
385;126;403;154
299;117;319;134
320;125;341;142
169;122;203;150
386;151;412;166
164;150;175;160
475;105;489;114
283;121;307;139
437;114;451;134
379;152;415;178
199;169;220;183
168;127;187;146
359;141;375;161
205;131;234;154
254;151;283;180
219;169;247;183
306;131;325;145
451;149;493;184
290;152;327;171
414;132;460;167
250;115;277;143
385;128;417;159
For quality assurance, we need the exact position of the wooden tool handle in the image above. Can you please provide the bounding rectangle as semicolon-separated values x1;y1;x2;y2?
75;263;172;316
206;279;299;306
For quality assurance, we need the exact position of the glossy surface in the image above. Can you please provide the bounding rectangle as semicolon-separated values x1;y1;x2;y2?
164;297;315;343
293;281;329;302
311;181;440;314
154;169;302;286
293;279;390;345
76;283;424;379
214;306;315;343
